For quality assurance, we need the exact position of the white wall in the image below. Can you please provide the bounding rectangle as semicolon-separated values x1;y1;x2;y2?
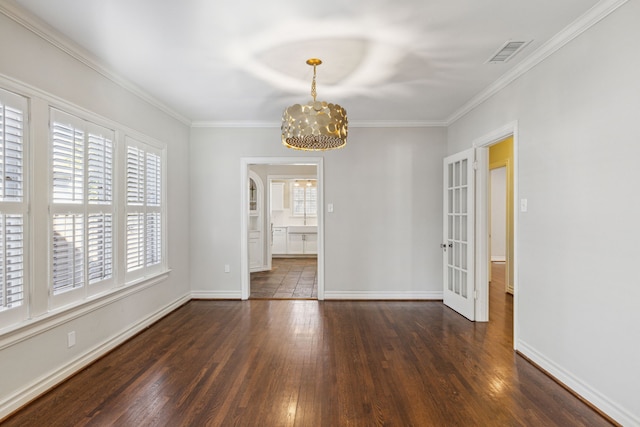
0;9;191;417
190;126;446;299
448;2;640;425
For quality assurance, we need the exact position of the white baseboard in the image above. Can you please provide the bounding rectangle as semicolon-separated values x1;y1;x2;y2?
517;339;638;427
0;294;191;420
324;290;443;300
491;256;506;262
191;290;242;299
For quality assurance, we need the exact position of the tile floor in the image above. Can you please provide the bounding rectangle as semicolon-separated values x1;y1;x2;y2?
250;257;318;299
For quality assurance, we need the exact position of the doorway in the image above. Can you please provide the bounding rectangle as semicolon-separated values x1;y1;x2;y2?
252;174;318;299
473;123;518;347
489;136;514;295
240;157;324;301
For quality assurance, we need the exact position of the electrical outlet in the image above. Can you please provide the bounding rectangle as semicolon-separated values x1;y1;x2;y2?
224;264;230;273
67;331;76;348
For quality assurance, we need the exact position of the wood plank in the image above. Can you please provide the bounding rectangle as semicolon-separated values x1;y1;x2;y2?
3;290;614;426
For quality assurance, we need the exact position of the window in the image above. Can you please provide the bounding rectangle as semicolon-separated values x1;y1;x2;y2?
50;108;114;307
292;180;317;217
125;138;163;281
0;88;28;321
0;79;170;332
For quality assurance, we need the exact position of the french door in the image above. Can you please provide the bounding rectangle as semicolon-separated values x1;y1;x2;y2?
443;149;475;320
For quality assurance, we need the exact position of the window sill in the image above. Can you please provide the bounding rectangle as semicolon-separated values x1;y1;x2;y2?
0;269;172;350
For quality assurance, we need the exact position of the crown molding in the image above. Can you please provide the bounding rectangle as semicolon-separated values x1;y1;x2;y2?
191;121;281;128
191;119;447;129
349;120;448;128
0;0;192;126
446;0;629;125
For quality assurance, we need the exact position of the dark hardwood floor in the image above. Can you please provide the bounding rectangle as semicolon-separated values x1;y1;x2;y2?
3;267;613;426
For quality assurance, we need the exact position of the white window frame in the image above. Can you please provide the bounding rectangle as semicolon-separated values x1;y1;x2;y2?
49;108;116;309
291;179;317;218
0;88;29;327
124;136;166;284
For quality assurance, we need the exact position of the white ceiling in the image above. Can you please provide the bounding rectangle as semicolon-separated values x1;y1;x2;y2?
9;0;601;125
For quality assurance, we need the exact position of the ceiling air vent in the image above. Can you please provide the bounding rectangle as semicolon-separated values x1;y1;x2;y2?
487;40;531;63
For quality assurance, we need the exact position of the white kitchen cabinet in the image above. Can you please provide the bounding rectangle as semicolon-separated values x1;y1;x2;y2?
304;233;317;254
272;227;287;255
249;230;262;269
271;182;285;211
287;232;317;255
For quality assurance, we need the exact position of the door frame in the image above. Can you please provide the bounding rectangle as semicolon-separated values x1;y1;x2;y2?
240;157;324;300
473;121;518;348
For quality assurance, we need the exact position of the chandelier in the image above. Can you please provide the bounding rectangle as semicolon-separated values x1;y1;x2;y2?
281;58;348;151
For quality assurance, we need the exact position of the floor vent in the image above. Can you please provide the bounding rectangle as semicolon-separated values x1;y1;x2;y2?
487;40;531;63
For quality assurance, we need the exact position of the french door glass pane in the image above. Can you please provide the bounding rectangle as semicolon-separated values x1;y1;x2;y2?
446;158;471;300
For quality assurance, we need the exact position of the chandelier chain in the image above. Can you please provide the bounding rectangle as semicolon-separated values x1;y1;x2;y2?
311;64;317;102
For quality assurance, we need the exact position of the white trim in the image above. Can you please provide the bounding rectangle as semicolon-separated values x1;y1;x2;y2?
191;120;448;129
0;293;189;420
324;291;443;300
248;170;266;272
1;0;626;130
190;291;243;300
517;340;638;427
0;270;171;349
474;147;490;322
490;256;506;262
0;72;168;152
240;157;324;301
472;122;518;342
447;0;629;125
0;2;191;126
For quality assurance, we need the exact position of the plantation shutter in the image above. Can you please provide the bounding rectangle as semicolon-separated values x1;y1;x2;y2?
87;213;113;284
52;214;84;295
145;152;161;267
292;186;305;215
0;89;27;314
87;131;113;204
146;152;161;207
291;182;317;217
50;109;115;303
0;104;24;201
126;140;163;278
146;212;161;266
0;214;25;309
52;117;84;203
306;186;317;216
127;212;144;272
127;146;144;205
